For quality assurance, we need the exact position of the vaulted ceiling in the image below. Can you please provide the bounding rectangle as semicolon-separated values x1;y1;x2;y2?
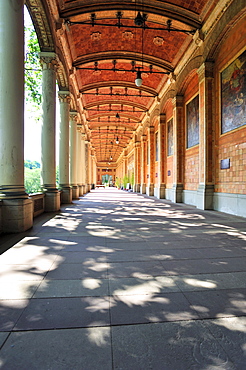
26;0;216;166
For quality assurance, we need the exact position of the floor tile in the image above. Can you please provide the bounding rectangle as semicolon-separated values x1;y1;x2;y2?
46;262;109;280
109;276;180;296
160;258;231;275
14;297;110;330
109;292;199;325
108;261;166;278
203;317;246;369
0;281;41;300
0;300;29;331
0;327;112;370
184;288;246;319
34;278;109;298
111;320;232;369
0;332;9;348
173;272;246;292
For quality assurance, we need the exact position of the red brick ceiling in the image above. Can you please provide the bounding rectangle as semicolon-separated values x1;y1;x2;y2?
54;0;212;165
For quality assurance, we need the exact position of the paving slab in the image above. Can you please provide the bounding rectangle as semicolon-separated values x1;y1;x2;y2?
184;288;246;319
34;278;109;298
111;320;233;370
0;300;29;331
0;327;112;370
108;260;166;278
109;276;180;296
110;292;199;325
174;272;246;292
0;332;9;348
14;296;110;330
0;281;41;300
45;262;109;280
203;317;246;369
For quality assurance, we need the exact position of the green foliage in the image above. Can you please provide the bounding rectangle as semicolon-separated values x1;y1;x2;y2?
115;177;121;188
25;24;42;109
123;175;129;189
24;160;40;169
56;166;59;188
25;167;42;194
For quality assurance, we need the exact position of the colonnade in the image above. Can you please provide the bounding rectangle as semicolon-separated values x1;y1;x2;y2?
116;61;215;212
0;2;90;233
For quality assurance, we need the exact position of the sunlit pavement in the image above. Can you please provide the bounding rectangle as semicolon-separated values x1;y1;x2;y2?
0;188;246;369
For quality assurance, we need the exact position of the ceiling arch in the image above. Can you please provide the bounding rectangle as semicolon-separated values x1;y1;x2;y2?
26;0;221;165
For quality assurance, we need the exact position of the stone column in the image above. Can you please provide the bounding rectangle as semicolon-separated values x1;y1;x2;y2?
197;62;214;209
58;91;72;204
133;141;141;192
76;130;83;196
146;126;155;196
69;112;79;199
140;135;147;194
172;96;184;203
40;52;60;212
0;0;33;232
156;113;166;198
84;141;89;193
81;135;86;194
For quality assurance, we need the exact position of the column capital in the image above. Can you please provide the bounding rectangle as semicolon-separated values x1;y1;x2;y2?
58;90;71;103
69;111;78;122
197;62;214;81
149;126;155;134
40;52;58;71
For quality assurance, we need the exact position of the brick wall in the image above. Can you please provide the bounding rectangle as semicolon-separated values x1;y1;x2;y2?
214;15;246;195
184;146;199;190
183;74;199;190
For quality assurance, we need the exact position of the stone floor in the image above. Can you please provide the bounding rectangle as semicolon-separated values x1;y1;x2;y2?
0;188;246;369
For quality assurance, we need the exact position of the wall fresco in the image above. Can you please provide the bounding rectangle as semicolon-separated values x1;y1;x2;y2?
187;95;199;148
221;49;246;134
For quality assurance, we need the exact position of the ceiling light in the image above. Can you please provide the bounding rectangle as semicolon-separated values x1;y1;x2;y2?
134;11;144;26
135;68;142;87
116;137;119;144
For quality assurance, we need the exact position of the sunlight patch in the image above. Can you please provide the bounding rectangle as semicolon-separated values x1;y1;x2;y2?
82;278;102;290
184;278;217;289
86;327;110;347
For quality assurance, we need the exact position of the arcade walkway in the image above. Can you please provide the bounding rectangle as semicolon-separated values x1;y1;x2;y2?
0;188;246;369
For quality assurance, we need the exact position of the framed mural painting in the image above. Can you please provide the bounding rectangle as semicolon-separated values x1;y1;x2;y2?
167;118;173;156
221;49;246;134
186;95;199;148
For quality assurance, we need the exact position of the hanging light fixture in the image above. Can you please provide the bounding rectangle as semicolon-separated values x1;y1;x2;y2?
116;136;119;144
135;67;142;87
134;11;144;26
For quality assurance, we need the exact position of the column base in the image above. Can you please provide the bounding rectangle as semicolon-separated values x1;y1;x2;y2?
78;184;83;197
140;183;146;194
133;184;141;193
2;198;33;233
146;184;154;196
154;184;166;199
72;185;79;200
60;186;72;204
196;184;214;210
44;190;60;212
171;184;183;203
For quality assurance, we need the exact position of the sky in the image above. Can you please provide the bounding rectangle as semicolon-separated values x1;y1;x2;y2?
24;6;59;163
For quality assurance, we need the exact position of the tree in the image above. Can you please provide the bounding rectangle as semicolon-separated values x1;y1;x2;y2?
24;167;42;194
24;23;42;109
